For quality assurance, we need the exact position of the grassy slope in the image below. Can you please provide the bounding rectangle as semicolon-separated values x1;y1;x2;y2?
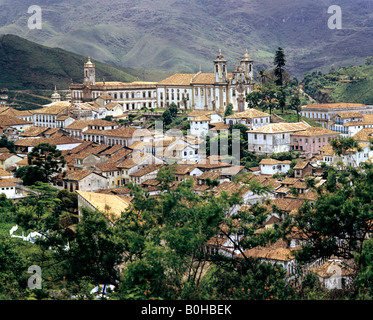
304;65;373;105
326;66;373;105
0;34;137;90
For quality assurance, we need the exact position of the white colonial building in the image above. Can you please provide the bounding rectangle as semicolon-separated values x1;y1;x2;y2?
247;122;310;155
70;50;254;114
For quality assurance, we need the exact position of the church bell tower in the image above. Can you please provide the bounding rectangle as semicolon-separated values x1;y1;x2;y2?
214;49;228;83
84;57;96;85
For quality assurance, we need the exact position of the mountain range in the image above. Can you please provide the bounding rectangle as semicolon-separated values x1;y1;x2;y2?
1;0;373;79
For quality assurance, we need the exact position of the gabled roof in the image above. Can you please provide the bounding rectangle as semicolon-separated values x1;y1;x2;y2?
157;73;196;86
0;153;21;161
352;128;373;142
249;122;310;134
65;119;115;130
293;160;310;170
226;109;269;119
14;136;82;147
76;190;131;221
0;168;13;177
309;260;355;278
96;162;120;172
0;115;33;126
129;164;164;177
237;240;300;261
301;103;366;110
33;102;70;115
291;127;338;137
259;159;291;165
336;112;363;118
64;170;103;181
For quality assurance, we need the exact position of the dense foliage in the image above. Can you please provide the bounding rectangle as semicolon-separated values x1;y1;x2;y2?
1;162;373;300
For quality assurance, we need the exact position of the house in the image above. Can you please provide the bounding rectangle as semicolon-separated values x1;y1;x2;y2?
0;153;23;170
225;108;270;129
301;103;373;128
308;259;355;290
329;112;363;136
14;136;83;155
63;170;108;192
129;163;164;185
247;122;310;155
0;114;33;131
341;114;373;137
352;128;373;143
102;127;153;147
219;166;247;181
56;115;75;128
64;119;118;140
116;152;164;185
32;101;71;127
103;102;125;117
96;162;124;188
70;102;105;120
69;153;103;171
188;110;223;137
0;181;17;198
0;107;34;122
318;142;371;167
0;168;24;199
210;180;272;214
19;126;63;139
164;143;199;163
259;159;291;175
236;239;300;275
290;127;339;159
293;160;313;179
76;190;132;222
208;122;230;136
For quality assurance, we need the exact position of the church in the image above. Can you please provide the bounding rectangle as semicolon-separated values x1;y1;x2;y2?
69;50;254;113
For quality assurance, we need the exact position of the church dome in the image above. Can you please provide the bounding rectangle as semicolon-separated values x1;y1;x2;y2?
84;56;95;67
241;49;252;61
214;49;227;62
51;86;60;98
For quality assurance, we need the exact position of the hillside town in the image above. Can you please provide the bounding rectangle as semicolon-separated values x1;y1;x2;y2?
1;51;373;299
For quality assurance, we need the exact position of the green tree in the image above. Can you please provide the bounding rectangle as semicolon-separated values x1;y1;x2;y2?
27;143;66;183
246;90;263;109
15;165;45;186
162;109;173;126
278;86;287;113
261;84;278;115
365;56;373;66
169;102;178;118
0;135;15;153
289;90;302;121
292;163;373;263
274;47;287;87
355;238;373;298
329;136;361;156
0;234;30;299
224;103;234;117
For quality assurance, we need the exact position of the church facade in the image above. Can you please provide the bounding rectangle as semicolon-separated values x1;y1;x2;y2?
69;50;254;114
